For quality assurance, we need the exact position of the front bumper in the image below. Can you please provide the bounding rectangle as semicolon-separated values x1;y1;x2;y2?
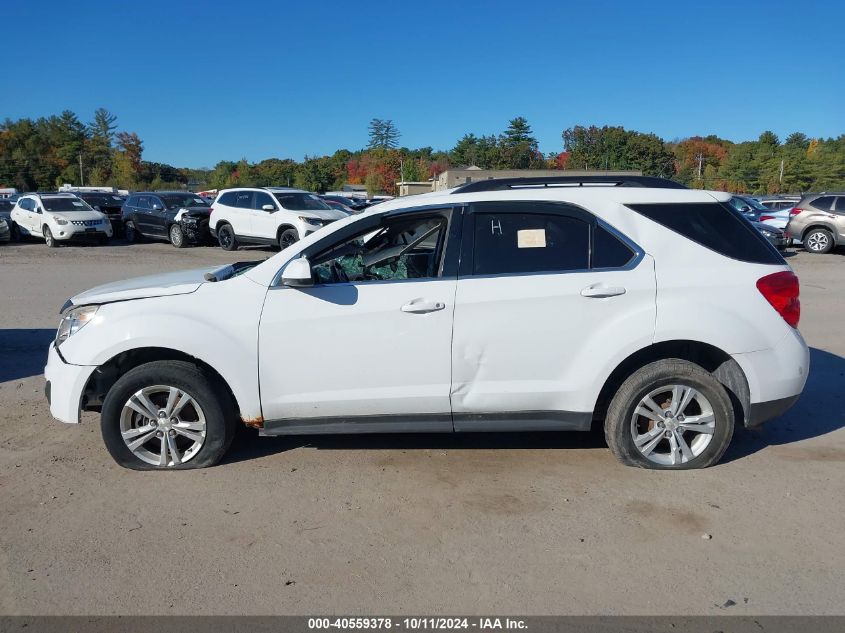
54;223;113;240
44;343;97;424
180;217;211;243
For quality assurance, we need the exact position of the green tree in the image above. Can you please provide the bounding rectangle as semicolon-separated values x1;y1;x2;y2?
367;118;400;149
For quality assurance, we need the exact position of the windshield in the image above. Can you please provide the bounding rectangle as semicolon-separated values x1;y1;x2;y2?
273;192;331;211
80;194;125;207
159;194;210;210
42;197;94;212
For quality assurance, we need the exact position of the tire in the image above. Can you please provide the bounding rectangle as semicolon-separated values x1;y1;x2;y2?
217;223;238;251
278;228;299;250
803;228;834;254
44;226;58;248
604;359;734;470
100;360;237;470
9;222;20;242
124;221;138;243
169;223;187;248
97;235;109;246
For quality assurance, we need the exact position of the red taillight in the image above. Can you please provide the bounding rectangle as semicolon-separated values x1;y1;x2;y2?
789;207;802;216
756;271;800;328
759;215;775;222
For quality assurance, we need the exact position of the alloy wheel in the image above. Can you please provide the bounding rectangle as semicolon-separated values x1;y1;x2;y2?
630;384;716;466
170;224;184;247
806;232;829;252
119;385;207;467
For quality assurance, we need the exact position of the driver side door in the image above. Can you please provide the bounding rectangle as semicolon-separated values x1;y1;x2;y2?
257;207;461;434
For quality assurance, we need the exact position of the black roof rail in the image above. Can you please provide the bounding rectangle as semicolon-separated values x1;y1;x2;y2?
451;175;687;194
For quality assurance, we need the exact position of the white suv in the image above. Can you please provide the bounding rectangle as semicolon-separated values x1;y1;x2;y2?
45;176;808;470
11;193;113;246
209;187;348;251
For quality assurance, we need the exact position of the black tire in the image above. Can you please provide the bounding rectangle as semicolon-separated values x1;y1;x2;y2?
124;221;139;243
217;223;238;251
803;228;834;254
9;222;20;242
44;226;59;248
97;235;109;246
100;360;237;470
278;227;299;250
604;359;734;470
169;223;187;248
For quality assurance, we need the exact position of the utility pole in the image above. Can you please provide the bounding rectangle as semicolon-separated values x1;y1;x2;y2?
695;153;704;180
779;159;784;184
78;154;84;186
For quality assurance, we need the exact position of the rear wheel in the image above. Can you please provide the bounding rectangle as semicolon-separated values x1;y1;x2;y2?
278;228;299;250
100;361;237;470
44;226;58;248
217;224;238;251
169;223;187;248
124;221;138;243
604;359;734;470
804;228;834;254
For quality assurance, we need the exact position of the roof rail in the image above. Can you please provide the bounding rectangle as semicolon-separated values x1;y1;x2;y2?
451;175;687;194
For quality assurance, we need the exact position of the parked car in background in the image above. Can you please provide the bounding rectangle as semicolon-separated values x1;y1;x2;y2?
320;194;368;212
0;198;11;242
10;193;112;246
758;196;800;211
786;193;845;254
751;221;788;249
75;192;126;236
122;192;212;247
45;176;808;471
209;187;347;251
322;199;356;215
728;195;769;221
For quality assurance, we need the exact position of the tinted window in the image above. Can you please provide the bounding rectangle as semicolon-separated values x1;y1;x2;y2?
472;212;589;275
235;191;253;208
629;203;783;265
136;196;151;210
593;224;635;268
810;196;835;211
19;198;34;211
217;191;237;206
253;192;276;210
835;197;845;213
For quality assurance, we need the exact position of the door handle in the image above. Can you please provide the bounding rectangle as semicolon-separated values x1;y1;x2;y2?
581;284;626;298
401;299;446;314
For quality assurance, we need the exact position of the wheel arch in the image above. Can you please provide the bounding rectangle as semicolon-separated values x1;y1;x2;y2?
276;223;298;239
80;347;258;429
592;340;750;429
802;223;836;241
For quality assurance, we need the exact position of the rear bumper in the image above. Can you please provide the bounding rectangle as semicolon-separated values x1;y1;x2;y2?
44;343;97;424
748;394;801;428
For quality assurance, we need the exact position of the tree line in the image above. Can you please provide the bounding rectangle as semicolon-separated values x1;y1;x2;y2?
2;111;842;196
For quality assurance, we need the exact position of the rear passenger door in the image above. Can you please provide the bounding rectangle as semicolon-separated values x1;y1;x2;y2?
134;196;154;234
232;191;255;237
450;201;656;431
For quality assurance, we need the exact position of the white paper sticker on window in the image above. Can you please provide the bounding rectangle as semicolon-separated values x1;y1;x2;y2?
517;228;546;248
193;198;204;203
112;196;122;200
72;201;84;206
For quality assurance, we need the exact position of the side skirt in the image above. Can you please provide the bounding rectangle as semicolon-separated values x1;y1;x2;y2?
260;410;593;436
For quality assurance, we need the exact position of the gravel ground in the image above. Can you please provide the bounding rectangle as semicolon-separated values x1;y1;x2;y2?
0;239;843;615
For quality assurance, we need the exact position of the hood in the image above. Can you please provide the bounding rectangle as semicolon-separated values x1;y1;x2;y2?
298;208;349;221
49;209;107;222
69;267;213;306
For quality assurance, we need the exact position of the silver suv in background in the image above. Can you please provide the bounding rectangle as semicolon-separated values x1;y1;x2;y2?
786;193;845;254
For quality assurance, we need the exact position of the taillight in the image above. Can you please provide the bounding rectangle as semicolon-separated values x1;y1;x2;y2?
789;207;802;216
759;215;775;222
756;271;800;328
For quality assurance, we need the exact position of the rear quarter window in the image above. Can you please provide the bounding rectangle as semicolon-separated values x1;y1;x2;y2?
810;196;835;211
628;202;784;265
217;192;238;206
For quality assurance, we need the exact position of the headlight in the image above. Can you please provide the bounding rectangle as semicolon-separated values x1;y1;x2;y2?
298;216;322;226
56;305;99;346
54;216;69;225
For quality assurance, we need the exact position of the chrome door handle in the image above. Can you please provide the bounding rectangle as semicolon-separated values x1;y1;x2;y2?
581;284;626;298
401;300;446;314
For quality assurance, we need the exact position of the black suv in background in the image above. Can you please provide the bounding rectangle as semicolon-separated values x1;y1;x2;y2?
75;192;126;236
122;192;212;247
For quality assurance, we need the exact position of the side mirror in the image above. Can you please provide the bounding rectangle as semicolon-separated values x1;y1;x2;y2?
36;207;42;214
262;204;276;212
281;257;314;288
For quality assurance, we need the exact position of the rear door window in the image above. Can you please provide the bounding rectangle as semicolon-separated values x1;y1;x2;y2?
628;202;783;265
235;191;254;209
835;197;845;213
592;224;635;268
217;191;237;206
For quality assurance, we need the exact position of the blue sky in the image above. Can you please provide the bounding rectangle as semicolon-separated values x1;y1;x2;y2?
4;0;842;167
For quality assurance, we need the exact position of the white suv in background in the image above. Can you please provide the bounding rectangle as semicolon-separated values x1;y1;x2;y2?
11;193;113;246
45;176;808;471
209;187;348;251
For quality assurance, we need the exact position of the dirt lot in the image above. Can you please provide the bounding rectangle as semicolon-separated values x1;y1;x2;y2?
0;239;843;615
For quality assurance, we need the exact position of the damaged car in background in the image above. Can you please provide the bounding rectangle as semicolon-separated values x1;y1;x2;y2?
121;191;212;247
44;176;808;471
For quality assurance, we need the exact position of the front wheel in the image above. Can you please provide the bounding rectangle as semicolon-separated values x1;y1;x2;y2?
124;221;138;243
44;226;59;248
604;359;734;470
804;228;834;254
169;223;187;248
100;360;237;470
278;228;299;250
